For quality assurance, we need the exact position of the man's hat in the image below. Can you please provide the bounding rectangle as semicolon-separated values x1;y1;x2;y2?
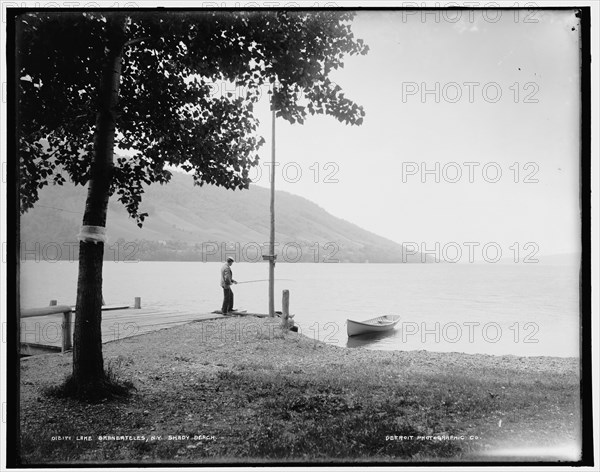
227;256;234;262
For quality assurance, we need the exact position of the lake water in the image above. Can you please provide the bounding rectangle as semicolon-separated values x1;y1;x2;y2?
19;261;581;357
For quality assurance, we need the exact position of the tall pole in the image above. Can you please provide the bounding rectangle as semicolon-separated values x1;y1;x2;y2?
269;108;276;317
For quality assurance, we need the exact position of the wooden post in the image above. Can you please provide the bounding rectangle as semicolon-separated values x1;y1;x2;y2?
49;300;57;306
281;290;289;328
62;310;72;352
134;297;141;309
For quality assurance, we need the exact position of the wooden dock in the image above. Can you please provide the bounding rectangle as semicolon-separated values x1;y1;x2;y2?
20;305;228;355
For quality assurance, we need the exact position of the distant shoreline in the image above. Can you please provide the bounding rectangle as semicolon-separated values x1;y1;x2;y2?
19;257;580;264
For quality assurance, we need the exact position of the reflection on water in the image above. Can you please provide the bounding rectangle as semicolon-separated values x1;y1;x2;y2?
346;328;399;349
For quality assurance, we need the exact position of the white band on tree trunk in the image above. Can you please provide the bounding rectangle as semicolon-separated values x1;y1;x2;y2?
78;225;107;244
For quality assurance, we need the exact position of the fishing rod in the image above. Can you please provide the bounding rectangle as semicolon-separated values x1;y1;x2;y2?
236;279;293;285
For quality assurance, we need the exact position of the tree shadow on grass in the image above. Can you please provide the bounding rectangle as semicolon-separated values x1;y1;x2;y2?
43;358;136;403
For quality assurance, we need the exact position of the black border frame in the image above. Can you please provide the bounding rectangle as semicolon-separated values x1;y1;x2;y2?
4;5;594;468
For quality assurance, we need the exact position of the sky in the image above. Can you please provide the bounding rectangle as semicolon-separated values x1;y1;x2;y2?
244;9;582;257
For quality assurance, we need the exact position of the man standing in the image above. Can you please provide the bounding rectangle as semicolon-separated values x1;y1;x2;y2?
220;256;237;314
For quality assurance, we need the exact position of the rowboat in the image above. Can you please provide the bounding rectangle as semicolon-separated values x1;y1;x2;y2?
346;315;401;337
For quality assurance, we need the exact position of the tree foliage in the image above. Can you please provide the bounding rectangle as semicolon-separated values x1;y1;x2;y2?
17;10;368;225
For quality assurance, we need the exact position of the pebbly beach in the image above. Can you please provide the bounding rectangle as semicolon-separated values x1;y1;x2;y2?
19;315;581;464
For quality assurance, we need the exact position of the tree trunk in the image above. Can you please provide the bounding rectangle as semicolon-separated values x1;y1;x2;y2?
72;17;125;389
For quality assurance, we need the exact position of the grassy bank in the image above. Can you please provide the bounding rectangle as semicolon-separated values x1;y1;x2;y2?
20;316;581;464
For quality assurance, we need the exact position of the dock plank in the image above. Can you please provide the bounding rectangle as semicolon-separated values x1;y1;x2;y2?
20;306;227;350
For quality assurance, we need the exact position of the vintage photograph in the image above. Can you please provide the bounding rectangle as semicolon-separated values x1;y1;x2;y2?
4;2;595;468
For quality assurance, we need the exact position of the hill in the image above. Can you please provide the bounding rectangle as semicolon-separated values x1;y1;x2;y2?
20;171;429;263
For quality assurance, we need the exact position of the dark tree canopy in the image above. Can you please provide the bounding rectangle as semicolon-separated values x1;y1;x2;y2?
18;10;368;225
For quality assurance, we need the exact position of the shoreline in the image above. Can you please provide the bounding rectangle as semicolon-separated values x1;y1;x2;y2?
19;316;581;464
19;309;581;360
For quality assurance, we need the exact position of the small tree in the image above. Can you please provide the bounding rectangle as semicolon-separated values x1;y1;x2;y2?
16;10;368;398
